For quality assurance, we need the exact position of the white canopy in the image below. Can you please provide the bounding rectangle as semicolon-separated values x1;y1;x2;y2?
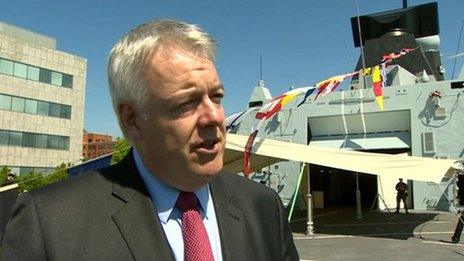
224;134;457;183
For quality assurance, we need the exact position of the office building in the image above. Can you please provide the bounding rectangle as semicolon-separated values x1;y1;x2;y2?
0;21;86;175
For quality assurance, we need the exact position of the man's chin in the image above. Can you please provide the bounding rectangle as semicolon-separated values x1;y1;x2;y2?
176;168;219;191
192;162;222;179
197;166;221;179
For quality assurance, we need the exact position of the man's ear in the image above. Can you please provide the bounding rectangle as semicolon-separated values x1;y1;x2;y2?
118;103;143;140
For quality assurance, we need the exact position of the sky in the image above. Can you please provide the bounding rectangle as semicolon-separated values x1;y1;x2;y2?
1;0;463;138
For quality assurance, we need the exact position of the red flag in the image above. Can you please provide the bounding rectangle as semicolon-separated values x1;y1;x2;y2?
314;72;359;100
372;65;384;110
243;130;258;177
242;87;312;177
381;47;417;64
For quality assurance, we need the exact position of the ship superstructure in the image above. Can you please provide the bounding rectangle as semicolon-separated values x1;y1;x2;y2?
229;2;464;212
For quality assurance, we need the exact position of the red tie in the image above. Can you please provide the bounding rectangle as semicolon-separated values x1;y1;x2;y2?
176;191;214;261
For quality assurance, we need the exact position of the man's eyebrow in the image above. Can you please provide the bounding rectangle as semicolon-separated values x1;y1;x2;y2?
213;83;225;92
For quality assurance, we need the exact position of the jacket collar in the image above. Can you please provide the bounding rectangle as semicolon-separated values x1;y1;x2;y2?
210;173;248;261
106;151;175;260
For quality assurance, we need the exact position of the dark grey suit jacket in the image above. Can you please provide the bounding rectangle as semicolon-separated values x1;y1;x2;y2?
1;153;298;260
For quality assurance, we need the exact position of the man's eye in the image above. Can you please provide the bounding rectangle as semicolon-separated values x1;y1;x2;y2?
211;93;224;104
178;100;195;109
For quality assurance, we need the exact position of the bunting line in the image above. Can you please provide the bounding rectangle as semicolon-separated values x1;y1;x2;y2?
241;47;420;176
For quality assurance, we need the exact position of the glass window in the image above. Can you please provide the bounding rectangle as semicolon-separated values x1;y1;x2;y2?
0;59;72;88
11;97;25;112
27;66;40;81
0;94;11;110
37;101;49;116
13;63;27;78
0;130;9;145
62;74;73;88
20;167;34;175
9;131;22;146
59;136;70;150
60;105;71;119
48;135;60;149
22;133;35;147
0;59;14;75
51;71;63;86
10;167;20;176
49;103;61;117
40;167;53;175
24;99;38;114
35;134;48;149
39;68;52;84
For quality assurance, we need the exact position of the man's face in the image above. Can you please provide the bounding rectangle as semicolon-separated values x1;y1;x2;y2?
135;46;226;191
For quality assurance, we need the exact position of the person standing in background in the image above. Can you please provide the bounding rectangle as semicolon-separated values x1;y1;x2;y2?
395;178;409;214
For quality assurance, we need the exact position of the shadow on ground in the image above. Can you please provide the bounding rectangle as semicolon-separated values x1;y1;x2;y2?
290;207;457;241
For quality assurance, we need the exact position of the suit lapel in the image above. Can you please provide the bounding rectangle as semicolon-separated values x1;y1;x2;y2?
107;154;249;260
210;173;248;261
108;153;174;261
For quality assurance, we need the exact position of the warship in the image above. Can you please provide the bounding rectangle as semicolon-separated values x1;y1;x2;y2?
227;1;464;216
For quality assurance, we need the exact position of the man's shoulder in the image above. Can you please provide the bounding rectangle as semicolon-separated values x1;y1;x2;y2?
26;164;120;203
212;172;285;226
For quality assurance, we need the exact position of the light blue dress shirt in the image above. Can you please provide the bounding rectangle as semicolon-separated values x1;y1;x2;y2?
133;149;223;261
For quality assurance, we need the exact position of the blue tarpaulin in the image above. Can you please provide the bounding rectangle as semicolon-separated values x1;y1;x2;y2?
67;154;113;177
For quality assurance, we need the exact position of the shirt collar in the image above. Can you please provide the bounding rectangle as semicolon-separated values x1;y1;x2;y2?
132;149;210;224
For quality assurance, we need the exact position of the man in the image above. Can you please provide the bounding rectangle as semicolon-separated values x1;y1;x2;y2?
451;176;464;244
2;20;298;260
451;210;463;244
395;178;409;214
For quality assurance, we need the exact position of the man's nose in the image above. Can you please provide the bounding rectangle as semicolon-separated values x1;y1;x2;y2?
198;97;224;127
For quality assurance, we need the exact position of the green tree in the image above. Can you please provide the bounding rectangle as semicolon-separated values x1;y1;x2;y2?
17;163;69;192
44;163;70;184
111;137;131;164
16;172;47;192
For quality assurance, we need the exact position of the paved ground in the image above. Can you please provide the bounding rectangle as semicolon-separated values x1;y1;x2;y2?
290;208;464;260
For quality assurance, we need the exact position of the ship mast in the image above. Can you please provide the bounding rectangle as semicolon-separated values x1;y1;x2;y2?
354;0;367;89
452;20;464;79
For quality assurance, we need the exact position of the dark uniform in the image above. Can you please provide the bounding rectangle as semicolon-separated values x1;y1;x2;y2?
395;178;409;214
452;210;464;243
452;175;464;243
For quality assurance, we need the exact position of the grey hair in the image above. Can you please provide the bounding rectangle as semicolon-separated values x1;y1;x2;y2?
107;19;217;142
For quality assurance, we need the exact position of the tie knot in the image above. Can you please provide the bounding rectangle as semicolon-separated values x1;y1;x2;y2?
176;191;198;211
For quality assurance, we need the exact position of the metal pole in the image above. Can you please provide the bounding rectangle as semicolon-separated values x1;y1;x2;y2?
306;163;314;235
452;20;464;79
355;0;367;90
356;172;362;219
267;167;271;189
